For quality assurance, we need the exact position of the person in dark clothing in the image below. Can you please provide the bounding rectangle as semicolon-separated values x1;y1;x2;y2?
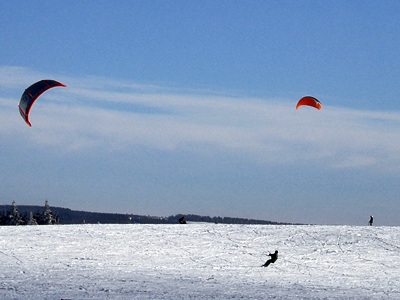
263;250;278;267
369;215;374;226
179;216;186;224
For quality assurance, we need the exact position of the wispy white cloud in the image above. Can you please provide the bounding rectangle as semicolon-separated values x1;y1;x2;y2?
2;66;400;171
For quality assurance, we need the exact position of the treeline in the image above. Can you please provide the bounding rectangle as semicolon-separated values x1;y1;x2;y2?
0;200;59;226
167;214;294;225
0;203;298;225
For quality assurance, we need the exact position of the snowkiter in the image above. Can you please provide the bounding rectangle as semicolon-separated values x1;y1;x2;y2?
369;215;374;226
263;250;278;267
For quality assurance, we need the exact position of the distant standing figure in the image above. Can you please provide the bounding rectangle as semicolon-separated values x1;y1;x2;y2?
263;250;278;267
179;216;186;224
369;215;374;226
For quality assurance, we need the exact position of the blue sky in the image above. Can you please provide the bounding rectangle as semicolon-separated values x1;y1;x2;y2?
1;1;400;225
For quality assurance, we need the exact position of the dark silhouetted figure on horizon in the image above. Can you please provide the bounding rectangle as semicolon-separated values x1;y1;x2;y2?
179;216;186;224
369;215;374;226
262;250;278;267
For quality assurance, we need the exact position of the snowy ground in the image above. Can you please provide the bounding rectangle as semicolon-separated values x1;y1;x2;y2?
0;224;399;299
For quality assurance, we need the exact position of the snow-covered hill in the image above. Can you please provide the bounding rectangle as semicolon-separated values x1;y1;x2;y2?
1;224;399;299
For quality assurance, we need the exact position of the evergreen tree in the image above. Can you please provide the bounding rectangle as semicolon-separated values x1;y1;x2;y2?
53;213;60;224
9;200;23;225
43;200;54;224
27;211;38;225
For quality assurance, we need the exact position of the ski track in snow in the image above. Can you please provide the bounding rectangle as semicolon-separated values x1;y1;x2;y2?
0;224;399;299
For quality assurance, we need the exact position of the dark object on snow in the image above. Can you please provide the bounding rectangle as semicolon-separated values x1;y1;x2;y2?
262;250;278;267
369;215;374;226
179;217;186;224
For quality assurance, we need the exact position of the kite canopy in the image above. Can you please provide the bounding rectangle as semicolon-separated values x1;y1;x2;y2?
18;79;66;126
295;96;322;110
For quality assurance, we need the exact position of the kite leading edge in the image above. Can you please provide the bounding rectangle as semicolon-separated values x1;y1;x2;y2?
18;79;66;126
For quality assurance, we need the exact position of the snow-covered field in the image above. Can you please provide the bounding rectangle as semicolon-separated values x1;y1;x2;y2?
0;224;399;299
